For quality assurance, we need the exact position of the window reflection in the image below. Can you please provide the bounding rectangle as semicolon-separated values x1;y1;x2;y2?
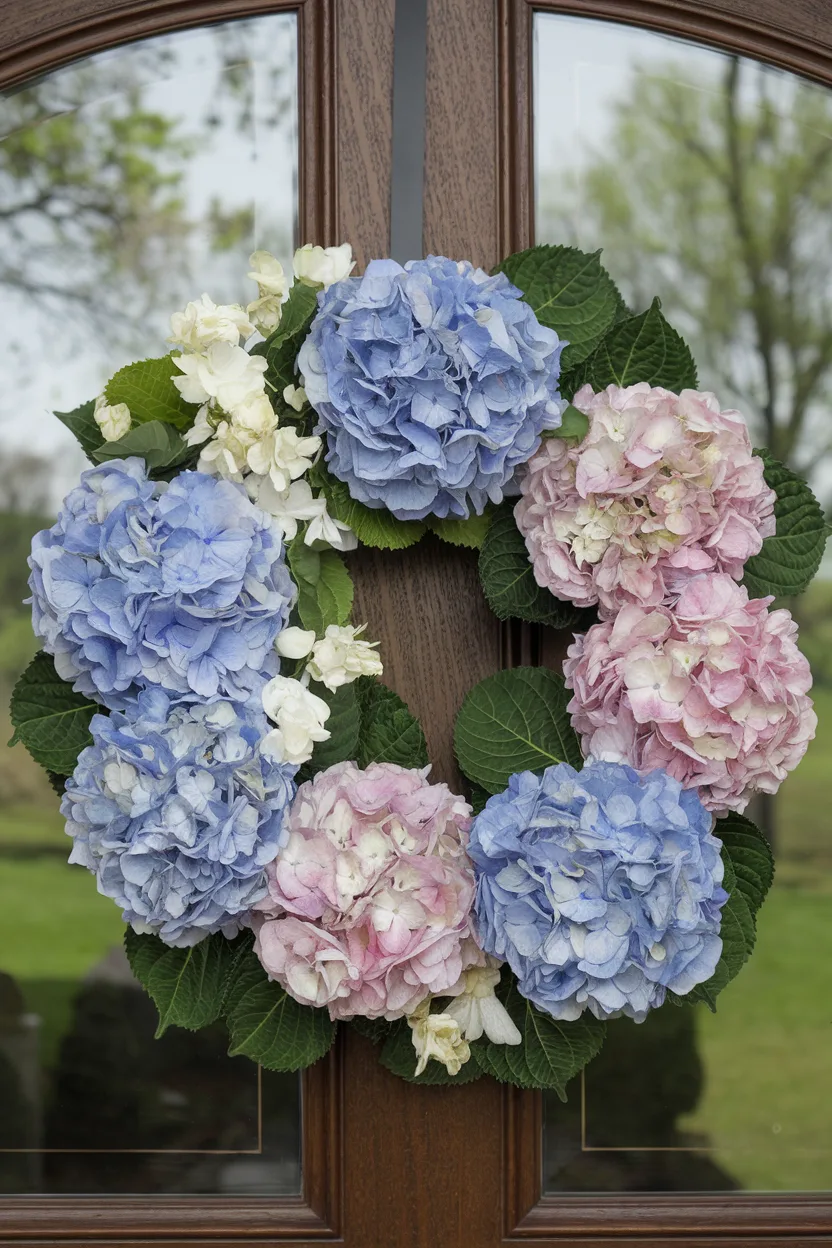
0;15;301;1196
536;14;832;1193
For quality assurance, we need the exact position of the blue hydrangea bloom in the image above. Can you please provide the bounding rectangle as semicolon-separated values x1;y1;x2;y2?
29;458;295;709
298;256;565;520
62;689;297;946
468;762;727;1023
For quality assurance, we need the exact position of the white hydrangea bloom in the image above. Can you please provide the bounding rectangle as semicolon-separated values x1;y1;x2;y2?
407;1000;470;1077
168;293;255;352
261;675;331;765
248;250;290;297
306;624;382;691
172;341;268;411
293;242;354;288
247;293;284;336
183;404;215;447
444;960;522;1044
196;420;253;480
233;392;279;437
247;427;322;492
275;627;316;660
248;477;356;550
283;384;307;412
93;394;131;442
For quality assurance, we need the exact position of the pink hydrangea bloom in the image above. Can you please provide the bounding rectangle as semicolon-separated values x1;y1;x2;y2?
515;383;776;616
251;761;477;1020
564;574;816;812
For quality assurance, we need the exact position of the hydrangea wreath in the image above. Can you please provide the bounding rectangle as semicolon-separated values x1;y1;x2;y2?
9;241;826;1093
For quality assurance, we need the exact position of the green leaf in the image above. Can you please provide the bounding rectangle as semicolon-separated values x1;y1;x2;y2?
287;539;354;633
298;682;361;780
93;420;195;473
349;1016;394;1045
318;469;426;550
124;929;252;1037
472;976;605;1098
105;355;200;430
379;1018;483;1085
478;506;597;630
466;781;491;815
355;678;429;769
545;403;589;441
251;284;319;398
9;652;97;775
575;297;697;393
494;244;623;369
225;947;336;1072
742;451;828;598
675;817;773;1009
54;398;103;460
716;812;774;915
454;666;583;794
427;511;494;550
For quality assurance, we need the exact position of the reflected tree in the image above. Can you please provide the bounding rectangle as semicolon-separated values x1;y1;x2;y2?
540;55;832;498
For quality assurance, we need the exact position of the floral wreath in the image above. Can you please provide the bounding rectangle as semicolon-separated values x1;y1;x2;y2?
10;241;824;1092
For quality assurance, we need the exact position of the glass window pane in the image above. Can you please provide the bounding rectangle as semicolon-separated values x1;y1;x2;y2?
535;13;832;1194
0;14;301;1196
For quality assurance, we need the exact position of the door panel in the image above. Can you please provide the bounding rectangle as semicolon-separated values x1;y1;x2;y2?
0;0;831;1243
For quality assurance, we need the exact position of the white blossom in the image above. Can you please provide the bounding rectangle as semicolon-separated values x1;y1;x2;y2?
247;426;322;492
306;624;382;691
275;627;316;660
247;293;284;336
293;242;355;288
172;341;268;411
261;675;331;765
233;392;279;437
407;1000;470;1077
248;250;290;297
248;477;356;550
93;394;131;442
283;384;307;412
444;961;522;1045
168;293;255;352
183;404;215;447
196;420;253;479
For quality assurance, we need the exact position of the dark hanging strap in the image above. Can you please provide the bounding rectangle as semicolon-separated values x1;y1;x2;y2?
390;0;428;263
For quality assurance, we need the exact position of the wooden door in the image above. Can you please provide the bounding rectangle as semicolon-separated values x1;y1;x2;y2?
0;1;831;1244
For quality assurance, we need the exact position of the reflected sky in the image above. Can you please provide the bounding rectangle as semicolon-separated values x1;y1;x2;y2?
0;15;297;507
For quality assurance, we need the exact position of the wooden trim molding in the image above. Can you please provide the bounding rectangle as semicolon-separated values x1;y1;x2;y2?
499;1;832;1241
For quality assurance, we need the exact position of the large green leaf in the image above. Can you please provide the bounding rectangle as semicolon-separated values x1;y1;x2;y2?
574;297;697;393
675;816;773;1009
105;354;200;430
124;929;253;1037
742;451;829;598
287;539;354;633
355;678;429;769
472;976;605;1099
546;403;589;441
494;244;624;369
225;948;336;1071
297;682;361;781
54;398;103;460
454;666;583;794
93;420;195;474
427;511;494;550
379;1018;483;1085
9;652;97;775
478;506;597;630
317;469;426;550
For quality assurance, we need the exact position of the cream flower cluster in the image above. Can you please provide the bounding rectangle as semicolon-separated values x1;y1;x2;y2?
169;245;357;552
260;625;384;765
